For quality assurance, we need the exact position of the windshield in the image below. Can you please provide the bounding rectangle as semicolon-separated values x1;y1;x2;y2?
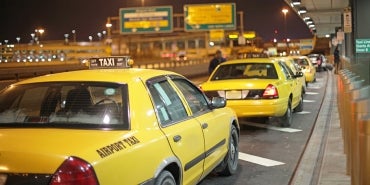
211;63;278;81
0;82;129;129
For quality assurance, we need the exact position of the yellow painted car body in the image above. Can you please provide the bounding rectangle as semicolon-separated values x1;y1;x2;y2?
200;58;304;127
0;59;239;185
289;55;316;83
273;57;307;94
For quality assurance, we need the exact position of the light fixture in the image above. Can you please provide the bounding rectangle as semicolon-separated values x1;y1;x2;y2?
305;19;314;25
303;16;311;21
291;0;301;6
298;7;307;14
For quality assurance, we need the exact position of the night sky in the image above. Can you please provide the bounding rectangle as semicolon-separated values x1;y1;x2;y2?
0;0;313;43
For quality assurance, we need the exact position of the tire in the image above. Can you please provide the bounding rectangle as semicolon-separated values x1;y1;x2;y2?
280;99;292;127
294;93;304;113
302;85;306;94
216;125;239;176
154;170;176;185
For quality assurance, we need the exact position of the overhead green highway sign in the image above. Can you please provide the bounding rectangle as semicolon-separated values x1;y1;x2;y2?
120;6;173;34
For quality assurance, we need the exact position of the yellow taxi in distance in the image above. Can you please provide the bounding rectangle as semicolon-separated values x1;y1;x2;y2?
273;57;307;94
200;58;304;127
0;57;240;185
288;55;316;85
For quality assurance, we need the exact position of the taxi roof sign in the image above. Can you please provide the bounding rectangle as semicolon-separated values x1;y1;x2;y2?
89;56;133;69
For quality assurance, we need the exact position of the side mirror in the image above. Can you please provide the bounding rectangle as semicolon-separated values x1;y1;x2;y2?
210;97;226;109
294;71;304;78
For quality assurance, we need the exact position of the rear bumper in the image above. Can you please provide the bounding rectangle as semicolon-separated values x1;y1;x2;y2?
226;98;288;118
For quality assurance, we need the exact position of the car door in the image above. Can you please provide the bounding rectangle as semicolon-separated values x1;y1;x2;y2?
146;76;205;185
279;62;301;108
170;77;230;178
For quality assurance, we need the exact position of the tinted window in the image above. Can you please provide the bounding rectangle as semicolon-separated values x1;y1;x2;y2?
211;63;278;80
148;79;188;126
172;78;209;115
0;82;128;129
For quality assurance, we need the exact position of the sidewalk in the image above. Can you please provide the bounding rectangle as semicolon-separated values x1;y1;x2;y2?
291;71;350;185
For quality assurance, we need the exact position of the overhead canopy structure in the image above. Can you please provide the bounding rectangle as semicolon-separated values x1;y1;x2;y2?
285;0;350;37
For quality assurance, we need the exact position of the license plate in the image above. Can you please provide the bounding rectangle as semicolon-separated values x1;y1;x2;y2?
226;90;242;99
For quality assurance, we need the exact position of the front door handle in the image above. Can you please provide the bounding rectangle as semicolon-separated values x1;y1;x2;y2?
173;135;182;142
202;123;208;129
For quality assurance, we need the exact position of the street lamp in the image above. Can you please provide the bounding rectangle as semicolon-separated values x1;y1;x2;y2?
282;8;289;55
106;19;112;38
97;32;102;41
35;28;45;43
16;37;21;45
64;34;69;45
72;30;76;42
30;33;35;44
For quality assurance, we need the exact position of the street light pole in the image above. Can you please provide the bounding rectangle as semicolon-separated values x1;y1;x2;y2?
282;8;289;55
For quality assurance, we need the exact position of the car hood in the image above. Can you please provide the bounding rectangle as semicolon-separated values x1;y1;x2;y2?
0;128;131;174
201;79;280;90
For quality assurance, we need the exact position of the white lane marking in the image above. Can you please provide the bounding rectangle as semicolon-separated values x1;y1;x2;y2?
245;122;302;133
239;152;285;167
305;92;319;95
296;111;311;114
307;85;321;89
303;99;316;103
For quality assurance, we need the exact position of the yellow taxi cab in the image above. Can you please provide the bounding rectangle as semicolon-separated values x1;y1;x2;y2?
288;55;316;85
273;57;307;94
0;57;240;185
199;58;304;127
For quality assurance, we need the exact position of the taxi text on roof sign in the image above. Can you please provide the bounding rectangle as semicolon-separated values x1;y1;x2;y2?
89;56;133;69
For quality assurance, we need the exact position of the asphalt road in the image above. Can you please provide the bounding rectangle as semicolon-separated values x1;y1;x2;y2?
193;71;328;185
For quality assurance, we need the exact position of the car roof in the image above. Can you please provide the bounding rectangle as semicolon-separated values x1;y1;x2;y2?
288;55;310;60
220;58;278;65
15;68;180;85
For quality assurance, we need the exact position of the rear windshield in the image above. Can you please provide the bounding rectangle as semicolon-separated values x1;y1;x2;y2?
0;82;129;129
293;58;309;66
211;63;278;80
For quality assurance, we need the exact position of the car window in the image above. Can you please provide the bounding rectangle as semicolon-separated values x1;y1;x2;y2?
148;79;188;126
211;63;278;80
280;62;295;77
0;82;129;128
293;58;309;66
172;78;209;115
278;62;293;79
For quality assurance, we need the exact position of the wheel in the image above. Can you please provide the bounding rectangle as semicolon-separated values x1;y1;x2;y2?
280;99;292;127
216;125;239;176
154;170;176;185
294;93;304;112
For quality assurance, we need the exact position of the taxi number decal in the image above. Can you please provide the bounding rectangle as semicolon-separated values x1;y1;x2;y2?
96;136;140;158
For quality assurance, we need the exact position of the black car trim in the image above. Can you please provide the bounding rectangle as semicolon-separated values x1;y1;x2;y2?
184;138;226;171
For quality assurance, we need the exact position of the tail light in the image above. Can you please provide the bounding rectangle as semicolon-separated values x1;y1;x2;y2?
262;84;278;99
50;156;99;185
